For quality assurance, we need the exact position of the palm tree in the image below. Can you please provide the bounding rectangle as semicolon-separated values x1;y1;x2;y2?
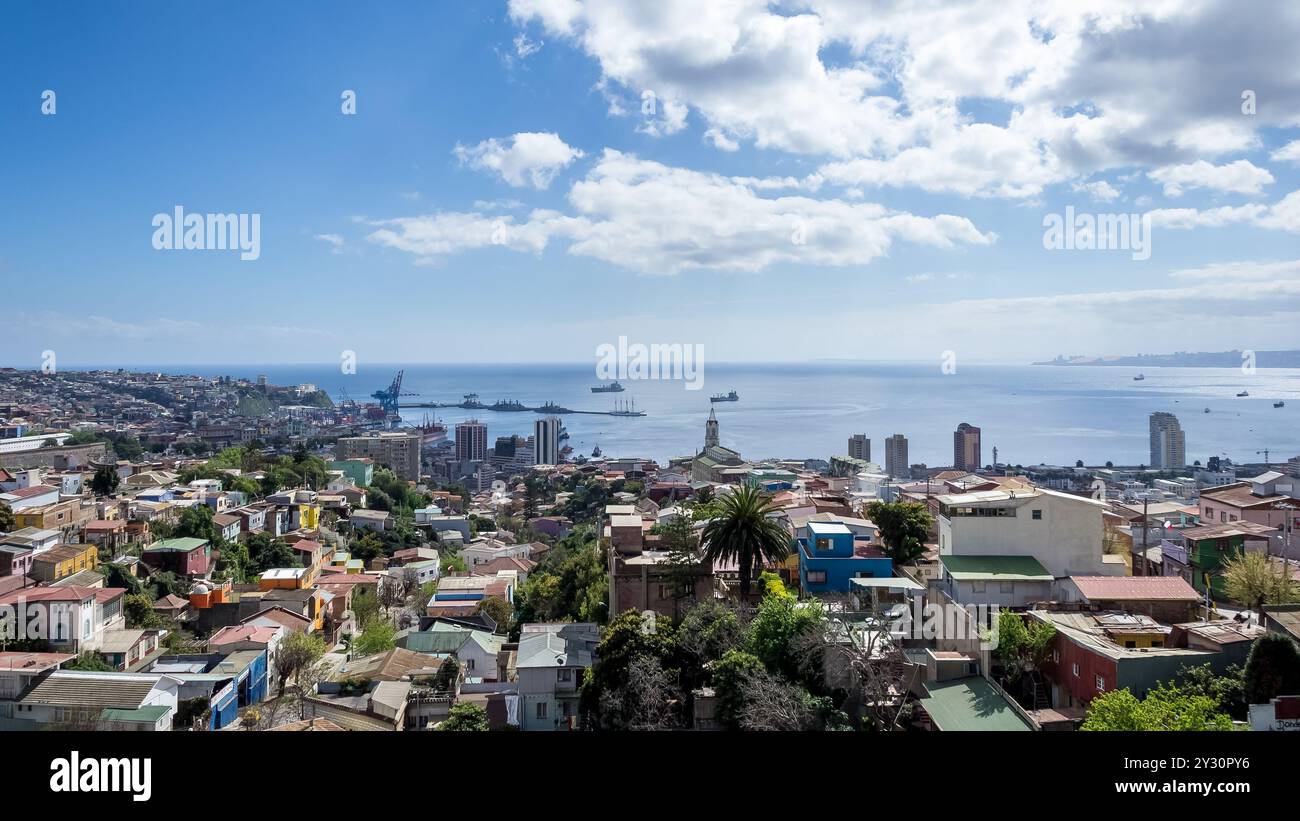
700;485;791;600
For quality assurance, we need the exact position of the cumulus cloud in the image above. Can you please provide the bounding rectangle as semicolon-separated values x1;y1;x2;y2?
1148;189;1300;231
367;149;994;273
1148;160;1274;197
1272;140;1300;163
509;0;1300;198
454;132;585;189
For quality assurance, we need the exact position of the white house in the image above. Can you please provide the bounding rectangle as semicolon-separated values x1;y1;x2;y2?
936;487;1123;579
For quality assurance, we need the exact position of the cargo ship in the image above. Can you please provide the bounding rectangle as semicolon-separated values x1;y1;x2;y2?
591;381;626;393
490;399;528;412
710;390;739;402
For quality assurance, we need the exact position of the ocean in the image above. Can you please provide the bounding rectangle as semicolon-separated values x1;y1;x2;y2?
93;362;1300;469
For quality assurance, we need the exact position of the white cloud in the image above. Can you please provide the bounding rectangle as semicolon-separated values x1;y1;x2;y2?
1272;139;1300;163
1072;180;1121;202
314;233;345;254
1148;188;1299;231
510;0;1300;198
514;33;542;58
367;149;995;273
1148;159;1274;197
1169;258;1300;280
454;132;585;189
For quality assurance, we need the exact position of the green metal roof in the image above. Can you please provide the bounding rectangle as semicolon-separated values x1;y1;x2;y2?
100;705;172;724
940;554;1052;581
145;537;208;553
919;677;1031;731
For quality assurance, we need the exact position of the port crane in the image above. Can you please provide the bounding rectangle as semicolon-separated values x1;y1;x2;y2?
371;370;418;417
1256;449;1271;468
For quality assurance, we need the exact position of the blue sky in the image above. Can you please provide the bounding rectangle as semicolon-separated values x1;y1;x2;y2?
2;1;1299;367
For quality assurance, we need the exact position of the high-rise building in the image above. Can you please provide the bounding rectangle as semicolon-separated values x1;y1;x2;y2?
848;434;871;462
705;408;720;449
534;416;561;465
455;419;488;463
884;434;909;479
336;430;422;480
1149;412;1186;469
953;422;981;472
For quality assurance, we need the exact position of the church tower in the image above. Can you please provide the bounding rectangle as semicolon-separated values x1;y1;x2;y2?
705;407;720;449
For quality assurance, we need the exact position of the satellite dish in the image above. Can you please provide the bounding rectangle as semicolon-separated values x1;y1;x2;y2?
556;655;566;665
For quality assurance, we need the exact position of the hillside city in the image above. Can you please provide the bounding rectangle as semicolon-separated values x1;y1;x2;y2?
1;366;1297;733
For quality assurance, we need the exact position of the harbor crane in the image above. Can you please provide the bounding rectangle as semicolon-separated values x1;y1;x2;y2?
1256;449;1271;467
371;370;418;420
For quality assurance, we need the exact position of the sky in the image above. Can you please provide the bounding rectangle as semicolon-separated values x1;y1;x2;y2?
2;0;1298;368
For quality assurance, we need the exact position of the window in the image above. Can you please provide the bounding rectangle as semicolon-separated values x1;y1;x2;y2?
557;668;573;682
535;701;547;719
1095;675;1105;691
1072;663;1080;677
1052;650;1059;663
815;537;831;552
971;581;986;593
806;570;827;584
465;659;475;670
1031;509;1042;520
999;582;1014;593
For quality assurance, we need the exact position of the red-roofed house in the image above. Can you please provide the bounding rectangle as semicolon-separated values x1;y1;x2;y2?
1063;575;1202;623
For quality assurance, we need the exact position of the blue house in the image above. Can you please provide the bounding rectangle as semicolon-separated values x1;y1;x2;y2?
798;521;893;595
144;649;268;730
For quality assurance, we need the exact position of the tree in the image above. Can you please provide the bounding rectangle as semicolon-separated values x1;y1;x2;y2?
432;657;460;692
1081;686;1233;731
597;655;682;730
748;590;822;684
711;649;764;730
1241;632;1300;705
273;631;326;695
0;501;14;533
989;612;1056;684
351;589;382;630
699;485;791;600
864;499;932;565
123;593;164;629
64;651;113;672
583;609;676;729
353;620;396;657
475;596;512;632
1222;551;1300;613
1173;662;1246;720
90;465;120;497
438;702;489;731
175;504;217;542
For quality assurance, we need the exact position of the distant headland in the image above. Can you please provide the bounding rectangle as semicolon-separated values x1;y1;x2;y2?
1033;350;1300;368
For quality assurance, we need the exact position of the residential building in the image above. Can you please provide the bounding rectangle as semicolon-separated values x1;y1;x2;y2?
797;521;893;595
329;457;375;487
516;622;599;730
1148;412;1186;470
848;434;870;462
12;670;180;731
142;537;212;577
534;416;561;466
953;422;981;472
884;434;909;479
0;585;125;653
455;420;488;463
939;555;1054;607
336;431;422;481
937;487;1122;580
29;543;98;583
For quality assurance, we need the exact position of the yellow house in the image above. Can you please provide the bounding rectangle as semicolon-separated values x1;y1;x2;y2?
259;566;318;591
30;543;99;582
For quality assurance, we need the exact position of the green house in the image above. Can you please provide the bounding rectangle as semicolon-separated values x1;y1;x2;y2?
1179;522;1277;600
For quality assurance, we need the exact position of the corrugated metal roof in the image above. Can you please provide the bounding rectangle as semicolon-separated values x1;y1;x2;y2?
1070;575;1199;601
940;555;1052;580
19;671;162;708
919;677;1030;731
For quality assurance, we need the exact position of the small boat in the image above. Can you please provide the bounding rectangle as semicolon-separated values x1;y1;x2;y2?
1133;374;1145;381
1237;391;1249;397
1275;401;1286;408
1204;407;1211;413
